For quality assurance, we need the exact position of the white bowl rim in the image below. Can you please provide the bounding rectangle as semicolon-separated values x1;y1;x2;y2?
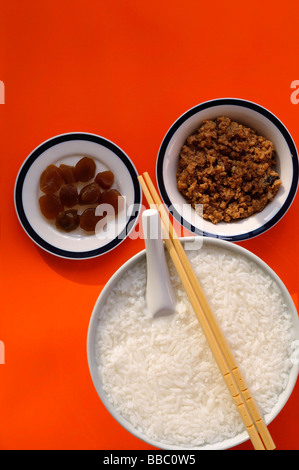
14;131;142;259
156;98;299;242
87;235;299;450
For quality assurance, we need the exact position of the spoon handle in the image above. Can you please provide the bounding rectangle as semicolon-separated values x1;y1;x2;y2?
142;209;176;318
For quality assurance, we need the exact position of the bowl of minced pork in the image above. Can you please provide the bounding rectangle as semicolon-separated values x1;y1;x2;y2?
156;98;299;242
87;236;299;450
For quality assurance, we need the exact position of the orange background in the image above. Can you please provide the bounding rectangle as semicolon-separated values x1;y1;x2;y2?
1;0;298;450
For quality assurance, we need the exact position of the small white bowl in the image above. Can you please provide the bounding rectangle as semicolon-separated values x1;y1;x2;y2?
87;236;299;450
14;132;141;259
156;98;299;241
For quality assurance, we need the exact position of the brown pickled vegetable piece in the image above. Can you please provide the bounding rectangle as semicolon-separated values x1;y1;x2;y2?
55;210;80;232
100;189;124;214
40;165;64;194
39;194;63;219
75;156;96;182
59;184;79;207
80;207;104;232
59;164;78;184
79;182;101;205
95;170;114;189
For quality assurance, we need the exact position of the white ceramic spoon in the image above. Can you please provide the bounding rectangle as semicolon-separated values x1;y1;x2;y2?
142;209;176;318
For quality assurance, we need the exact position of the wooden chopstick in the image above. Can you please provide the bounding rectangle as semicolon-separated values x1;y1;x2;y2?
141;172;276;450
138;172;276;451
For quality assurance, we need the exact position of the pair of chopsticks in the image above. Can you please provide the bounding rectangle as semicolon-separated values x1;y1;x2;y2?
138;171;276;451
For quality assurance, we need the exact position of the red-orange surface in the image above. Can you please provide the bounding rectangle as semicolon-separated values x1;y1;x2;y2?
1;0;298;450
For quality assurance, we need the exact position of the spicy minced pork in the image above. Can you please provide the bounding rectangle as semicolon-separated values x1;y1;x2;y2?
176;116;281;224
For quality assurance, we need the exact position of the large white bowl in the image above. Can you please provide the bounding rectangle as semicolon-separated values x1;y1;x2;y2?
156;99;299;241
87;237;299;450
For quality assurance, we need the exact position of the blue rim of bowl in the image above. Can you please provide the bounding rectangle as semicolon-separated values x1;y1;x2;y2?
14;132;142;259
156;98;299;242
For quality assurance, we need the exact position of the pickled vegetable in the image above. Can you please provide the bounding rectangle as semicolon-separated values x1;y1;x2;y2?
38;156;123;235
59;183;78;207
79;207;104;232
59;164;78;184
55;210;80;232
100;189;124;214
75;156;96;182
95;171;114;189
79;182;101;205
39;194;63;219
40;165;64;194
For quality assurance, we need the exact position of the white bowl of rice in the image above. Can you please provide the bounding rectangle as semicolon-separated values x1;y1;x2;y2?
87;237;299;450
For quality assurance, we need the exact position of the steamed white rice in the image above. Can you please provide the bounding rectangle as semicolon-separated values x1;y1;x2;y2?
95;244;296;447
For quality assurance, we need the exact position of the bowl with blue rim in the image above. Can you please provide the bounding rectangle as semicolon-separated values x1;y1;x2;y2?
14;132;141;259
156;98;299;241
